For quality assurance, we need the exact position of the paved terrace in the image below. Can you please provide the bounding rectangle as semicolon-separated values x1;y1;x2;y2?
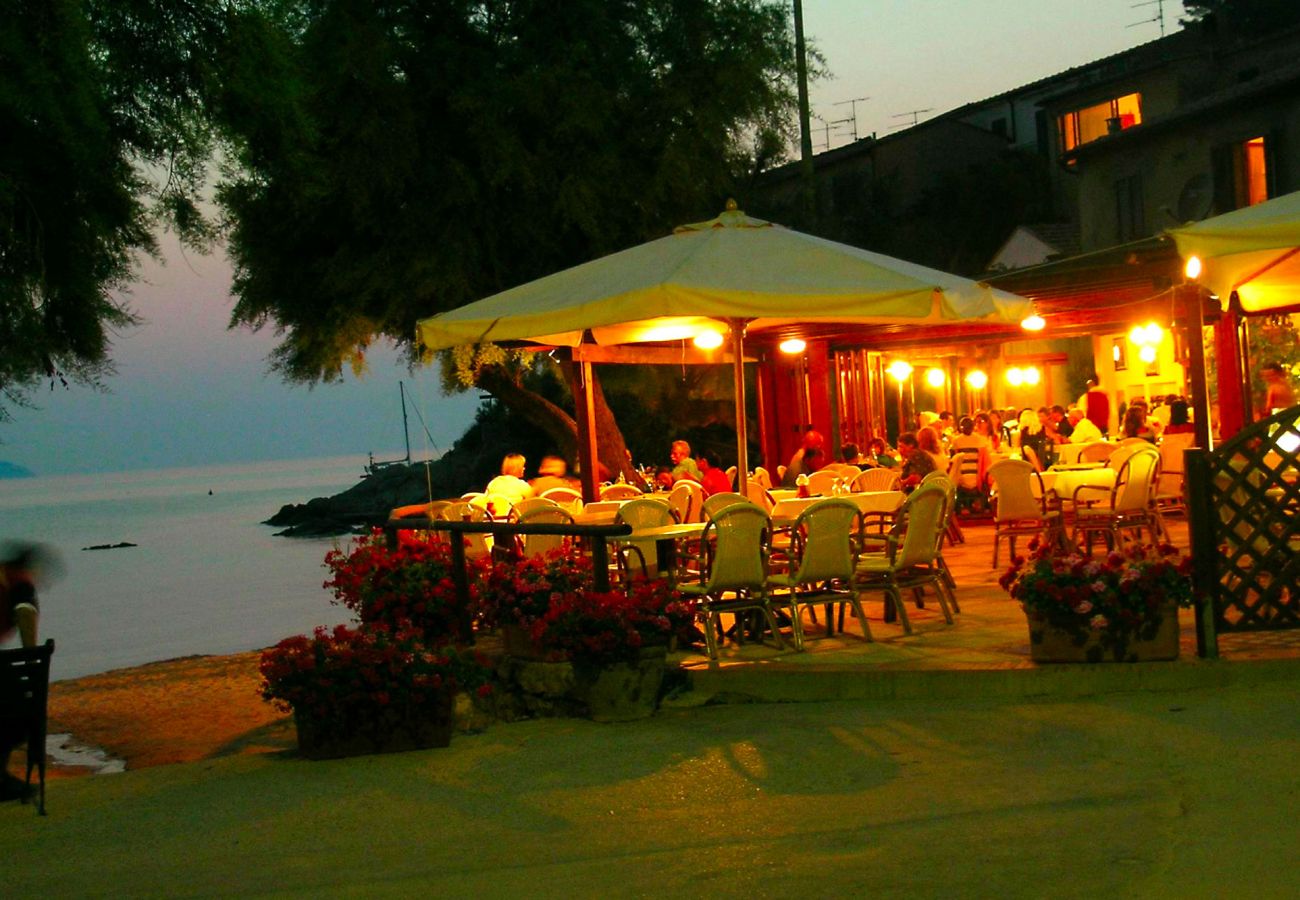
660;517;1300;705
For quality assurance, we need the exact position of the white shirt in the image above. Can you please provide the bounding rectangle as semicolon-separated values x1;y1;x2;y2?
1068;417;1103;444
484;474;534;505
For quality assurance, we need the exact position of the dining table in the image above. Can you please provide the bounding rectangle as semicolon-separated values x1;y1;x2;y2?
1035;465;1116;504
769;490;905;525
606;521;708;583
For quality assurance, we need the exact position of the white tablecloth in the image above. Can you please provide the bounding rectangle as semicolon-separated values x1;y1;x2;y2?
1036;468;1116;501
770;491;904;522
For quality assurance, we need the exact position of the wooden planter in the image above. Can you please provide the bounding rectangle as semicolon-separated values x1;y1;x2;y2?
1027;605;1181;663
293;692;455;759
571;646;669;722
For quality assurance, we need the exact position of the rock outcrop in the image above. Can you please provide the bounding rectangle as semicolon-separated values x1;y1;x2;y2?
264;462;440;537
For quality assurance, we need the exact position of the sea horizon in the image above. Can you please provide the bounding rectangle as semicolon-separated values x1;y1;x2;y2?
0;453;432;682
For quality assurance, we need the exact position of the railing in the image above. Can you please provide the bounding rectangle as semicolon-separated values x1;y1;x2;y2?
1186;405;1300;657
384;516;632;641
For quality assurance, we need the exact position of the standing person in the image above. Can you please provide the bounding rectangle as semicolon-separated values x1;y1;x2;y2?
1260;362;1297;417
780;429;825;488
668;440;702;483
1078;377;1111;435
485;453;535;505
695;451;733;496
1;545;45;801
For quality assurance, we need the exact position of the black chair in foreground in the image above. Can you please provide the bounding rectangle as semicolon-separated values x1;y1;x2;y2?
1;639;54;815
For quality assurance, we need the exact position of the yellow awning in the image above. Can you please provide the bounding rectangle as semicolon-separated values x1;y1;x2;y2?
1170;189;1300;314
417;205;1033;350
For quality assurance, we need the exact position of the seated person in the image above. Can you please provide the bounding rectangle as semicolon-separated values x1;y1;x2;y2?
896;432;936;488
669;440;702;483
867;437;898;468
781;428;825;488
1066;408;1103;444
654;465;676;490
1164;400;1194;435
696;451;733;496
485;453;535;505
530;455;577;494
916;426;948;475
840;443;862;465
950;416;989;452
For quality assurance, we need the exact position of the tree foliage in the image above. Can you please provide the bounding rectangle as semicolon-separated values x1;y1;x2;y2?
1180;0;1300;32
216;0;799;383
0;0;221;416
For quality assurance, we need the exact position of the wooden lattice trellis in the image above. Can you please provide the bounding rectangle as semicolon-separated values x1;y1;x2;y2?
1187;405;1300;657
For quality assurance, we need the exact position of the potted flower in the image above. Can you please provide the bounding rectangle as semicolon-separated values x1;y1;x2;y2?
482;547;593;659
324;529;488;644
529;578;696;721
259;624;492;758
1000;541;1193;662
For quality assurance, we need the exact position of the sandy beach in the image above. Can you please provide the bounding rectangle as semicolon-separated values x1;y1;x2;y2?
39;652;294;776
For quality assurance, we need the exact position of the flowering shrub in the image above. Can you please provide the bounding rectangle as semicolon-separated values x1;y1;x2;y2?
323;529;487;643
530;578;696;666
1000;540;1193;649
481;547;593;631
259;624;492;729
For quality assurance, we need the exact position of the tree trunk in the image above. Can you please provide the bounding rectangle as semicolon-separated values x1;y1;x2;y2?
560;361;638;483
475;364;578;459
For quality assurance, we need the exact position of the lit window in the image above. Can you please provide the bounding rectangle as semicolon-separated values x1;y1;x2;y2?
1058;93;1142;154
1243;137;1268;207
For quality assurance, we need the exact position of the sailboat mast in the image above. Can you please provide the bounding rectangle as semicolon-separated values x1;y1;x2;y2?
399;381;412;464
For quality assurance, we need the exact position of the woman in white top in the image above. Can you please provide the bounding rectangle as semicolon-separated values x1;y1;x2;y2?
485;453;535;505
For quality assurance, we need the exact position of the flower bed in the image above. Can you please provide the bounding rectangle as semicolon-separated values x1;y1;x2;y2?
1000;541;1193;662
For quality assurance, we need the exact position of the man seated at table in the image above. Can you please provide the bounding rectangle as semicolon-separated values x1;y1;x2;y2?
529;455;578;495
896;432;935;488
668;440;702;484
1066;408;1103;444
696;451;733;496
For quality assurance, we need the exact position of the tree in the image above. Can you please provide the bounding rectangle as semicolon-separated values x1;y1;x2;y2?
1180;0;1300;32
215;0;800;476
0;0;220;418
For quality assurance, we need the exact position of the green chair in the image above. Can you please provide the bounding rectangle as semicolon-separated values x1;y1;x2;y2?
613;498;678;581
766;499;870;649
514;504;575;559
853;483;954;635
678;502;785;664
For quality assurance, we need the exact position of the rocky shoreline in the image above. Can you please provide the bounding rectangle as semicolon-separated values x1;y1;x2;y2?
263;461;442;537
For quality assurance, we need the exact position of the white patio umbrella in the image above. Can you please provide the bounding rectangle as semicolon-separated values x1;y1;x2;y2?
1171;189;1300;313
418;202;1035;481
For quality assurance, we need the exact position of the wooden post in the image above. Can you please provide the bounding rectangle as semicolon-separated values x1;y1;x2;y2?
1183;284;1214;450
1184;448;1218;658
574;357;600;503
730;319;749;481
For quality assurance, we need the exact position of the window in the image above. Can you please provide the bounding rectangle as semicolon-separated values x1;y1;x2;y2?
1115;174;1145;243
1058;93;1143;154
1214;135;1273;212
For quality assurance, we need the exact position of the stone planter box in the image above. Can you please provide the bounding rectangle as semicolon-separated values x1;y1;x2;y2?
1027;605;1180;663
571;646;669;722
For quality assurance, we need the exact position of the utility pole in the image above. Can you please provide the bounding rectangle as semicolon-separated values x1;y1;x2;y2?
793;0;815;223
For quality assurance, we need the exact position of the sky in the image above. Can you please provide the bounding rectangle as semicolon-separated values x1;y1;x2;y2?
0;0;1176;477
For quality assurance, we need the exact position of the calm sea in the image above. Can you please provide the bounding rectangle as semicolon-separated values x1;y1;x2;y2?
0;455;394;682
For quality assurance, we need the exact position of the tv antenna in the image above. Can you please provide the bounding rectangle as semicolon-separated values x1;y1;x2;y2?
890;108;933;129
832;96;870;142
811;115;831;152
1128;0;1166;37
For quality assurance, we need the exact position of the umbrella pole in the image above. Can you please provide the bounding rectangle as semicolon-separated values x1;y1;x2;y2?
575;357;601;503
730;319;748;486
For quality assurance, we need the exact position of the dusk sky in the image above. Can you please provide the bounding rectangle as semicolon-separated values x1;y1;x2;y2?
2;1;1172;477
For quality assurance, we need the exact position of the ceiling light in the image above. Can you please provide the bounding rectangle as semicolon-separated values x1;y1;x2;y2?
1020;314;1046;332
693;329;723;350
779;338;807;354
887;360;913;382
966;369;988;390
925;367;946;388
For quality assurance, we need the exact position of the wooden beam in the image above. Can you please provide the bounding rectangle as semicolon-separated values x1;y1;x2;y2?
572;344;757;365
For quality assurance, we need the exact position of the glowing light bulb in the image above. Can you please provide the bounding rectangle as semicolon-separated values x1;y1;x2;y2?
1185;255;1202;280
1129;325;1148;346
925;367;946;388
1006;367;1024;387
887;360;913;382
1020;314;1046;332
1023;366;1041;386
1144;323;1164;345
966;370;988;390
1139;345;1157;364
779;338;807;354
693;329;723;350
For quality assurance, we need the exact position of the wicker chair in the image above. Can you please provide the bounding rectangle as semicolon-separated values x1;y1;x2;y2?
853;484;953;635
987;459;1063;569
767;499;870;648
